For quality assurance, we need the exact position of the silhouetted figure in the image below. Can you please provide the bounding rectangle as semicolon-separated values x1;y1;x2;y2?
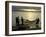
21;17;24;25
36;18;39;28
16;16;19;26
16;16;20;30
18;16;19;25
36;18;39;24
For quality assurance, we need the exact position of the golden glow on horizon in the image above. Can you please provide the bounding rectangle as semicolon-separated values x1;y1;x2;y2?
24;12;38;21
20;9;41;11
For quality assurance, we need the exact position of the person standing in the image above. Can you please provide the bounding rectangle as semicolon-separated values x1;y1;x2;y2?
21;17;24;25
16;16;19;30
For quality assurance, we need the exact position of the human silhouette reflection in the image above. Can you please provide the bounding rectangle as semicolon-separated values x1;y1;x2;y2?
36;18;39;24
36;18;40;28
16;16;19;26
21;17;24;25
